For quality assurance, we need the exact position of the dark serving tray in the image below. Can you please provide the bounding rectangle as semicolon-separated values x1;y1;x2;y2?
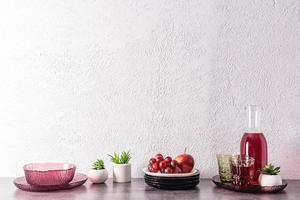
212;175;288;193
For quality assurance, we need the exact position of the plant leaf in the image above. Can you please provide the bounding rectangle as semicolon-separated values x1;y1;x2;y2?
92;159;105;170
261;164;280;175
109;151;131;164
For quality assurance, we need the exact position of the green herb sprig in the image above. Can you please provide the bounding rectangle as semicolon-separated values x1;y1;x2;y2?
109;151;131;164
260;164;280;175
92;159;105;170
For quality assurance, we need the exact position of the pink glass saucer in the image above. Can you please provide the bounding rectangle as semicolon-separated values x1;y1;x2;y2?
14;173;87;192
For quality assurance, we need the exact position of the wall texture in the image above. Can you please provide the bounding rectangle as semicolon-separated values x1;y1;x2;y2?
0;0;299;179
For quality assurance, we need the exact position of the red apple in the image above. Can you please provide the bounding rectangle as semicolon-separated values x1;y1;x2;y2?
175;149;194;173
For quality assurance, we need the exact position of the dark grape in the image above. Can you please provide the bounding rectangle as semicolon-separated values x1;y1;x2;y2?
159;161;167;171
174;166;182;173
170;160;177;169
149;158;156;165
148;164;154;172
156;156;164;163
152;162;160;171
164;156;172;165
154;153;163;159
164;167;173;174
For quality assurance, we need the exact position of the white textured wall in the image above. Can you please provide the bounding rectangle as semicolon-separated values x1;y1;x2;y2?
0;0;300;179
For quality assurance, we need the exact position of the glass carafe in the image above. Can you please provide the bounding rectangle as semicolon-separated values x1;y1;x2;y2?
240;105;268;184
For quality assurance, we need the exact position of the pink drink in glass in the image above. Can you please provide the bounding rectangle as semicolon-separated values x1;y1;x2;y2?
230;155;255;187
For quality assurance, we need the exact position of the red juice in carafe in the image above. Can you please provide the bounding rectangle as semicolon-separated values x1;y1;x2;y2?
240;105;268;184
240;132;267;183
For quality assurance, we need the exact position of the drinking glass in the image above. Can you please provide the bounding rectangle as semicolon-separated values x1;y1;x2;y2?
217;154;233;182
230;155;255;187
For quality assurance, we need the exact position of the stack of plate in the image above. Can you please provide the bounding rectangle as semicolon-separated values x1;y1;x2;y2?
143;168;200;190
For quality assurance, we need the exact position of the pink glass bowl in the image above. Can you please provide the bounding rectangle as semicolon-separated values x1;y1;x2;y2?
23;163;76;186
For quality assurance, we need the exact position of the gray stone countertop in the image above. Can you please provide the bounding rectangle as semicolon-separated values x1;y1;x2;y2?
1;178;299;200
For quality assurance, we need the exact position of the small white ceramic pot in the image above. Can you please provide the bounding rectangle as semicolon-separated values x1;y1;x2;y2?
88;169;108;184
258;174;282;186
113;163;131;183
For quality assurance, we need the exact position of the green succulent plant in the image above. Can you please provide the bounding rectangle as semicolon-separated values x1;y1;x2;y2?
109;151;131;164
260;164;280;175
92;159;105;170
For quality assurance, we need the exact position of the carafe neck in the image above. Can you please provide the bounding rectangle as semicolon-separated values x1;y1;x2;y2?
246;105;262;132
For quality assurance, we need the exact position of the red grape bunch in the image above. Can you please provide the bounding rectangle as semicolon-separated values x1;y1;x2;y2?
148;154;182;174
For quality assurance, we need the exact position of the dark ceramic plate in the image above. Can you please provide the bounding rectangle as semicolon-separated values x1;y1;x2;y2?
144;170;200;180
145;177;199;186
144;177;199;190
14;173;87;192
212;175;288;193
145;174;200;181
145;179;199;190
144;175;200;183
143;168;199;177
